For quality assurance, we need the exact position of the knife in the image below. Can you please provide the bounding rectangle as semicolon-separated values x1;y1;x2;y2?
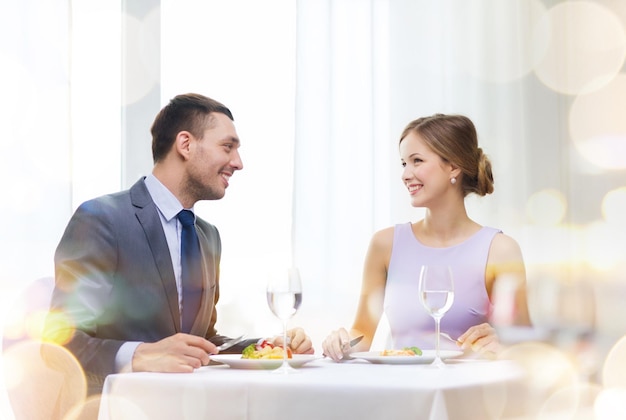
322;335;364;358
349;335;364;347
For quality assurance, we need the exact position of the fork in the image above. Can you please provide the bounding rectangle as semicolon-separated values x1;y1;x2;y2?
441;332;461;344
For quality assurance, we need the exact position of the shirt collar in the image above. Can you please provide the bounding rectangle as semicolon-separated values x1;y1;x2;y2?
144;174;193;222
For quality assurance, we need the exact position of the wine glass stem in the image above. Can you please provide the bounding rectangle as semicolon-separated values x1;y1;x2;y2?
435;317;441;361
282;320;288;366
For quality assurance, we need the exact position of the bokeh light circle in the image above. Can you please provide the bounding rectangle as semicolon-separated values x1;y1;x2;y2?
584;220;625;271
602;187;626;226
41;309;75;345
3;340;86;419
594;387;626;419
537;382;602;420
526;188;567;226
602;335;626;388
500;342;578;395
533;1;626;95
570;74;626;170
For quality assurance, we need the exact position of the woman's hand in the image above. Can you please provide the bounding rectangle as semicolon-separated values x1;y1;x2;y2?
457;323;502;357
322;328;353;361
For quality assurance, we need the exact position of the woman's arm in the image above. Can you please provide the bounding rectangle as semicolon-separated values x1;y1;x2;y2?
456;233;531;356
486;232;532;326
351;227;394;349
322;227;393;360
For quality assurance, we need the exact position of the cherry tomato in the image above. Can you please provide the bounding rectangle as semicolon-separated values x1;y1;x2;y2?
256;339;274;350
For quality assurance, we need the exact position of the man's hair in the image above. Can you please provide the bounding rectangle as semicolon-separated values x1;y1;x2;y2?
150;93;234;163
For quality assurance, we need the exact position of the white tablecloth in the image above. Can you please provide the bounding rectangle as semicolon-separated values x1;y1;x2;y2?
98;358;527;420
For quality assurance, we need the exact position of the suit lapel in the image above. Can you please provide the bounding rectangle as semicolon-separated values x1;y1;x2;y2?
130;179;181;331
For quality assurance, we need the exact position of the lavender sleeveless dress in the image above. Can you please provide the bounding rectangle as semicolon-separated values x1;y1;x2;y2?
383;223;500;350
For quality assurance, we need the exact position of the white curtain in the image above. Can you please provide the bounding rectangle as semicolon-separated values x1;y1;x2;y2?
292;0;394;341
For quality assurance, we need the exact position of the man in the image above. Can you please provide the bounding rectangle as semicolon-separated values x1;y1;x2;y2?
45;93;313;394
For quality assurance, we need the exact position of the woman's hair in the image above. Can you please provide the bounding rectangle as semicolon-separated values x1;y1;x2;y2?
150;93;234;163
399;114;494;197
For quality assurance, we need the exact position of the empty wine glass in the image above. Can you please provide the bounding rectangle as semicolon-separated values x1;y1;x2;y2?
418;265;454;368
266;267;303;374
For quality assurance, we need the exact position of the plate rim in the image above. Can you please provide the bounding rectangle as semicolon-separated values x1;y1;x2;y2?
351;349;463;364
210;353;316;369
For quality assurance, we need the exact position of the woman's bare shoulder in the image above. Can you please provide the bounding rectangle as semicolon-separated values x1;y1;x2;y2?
369;226;395;250
488;232;525;275
362;226;396;268
490;232;523;259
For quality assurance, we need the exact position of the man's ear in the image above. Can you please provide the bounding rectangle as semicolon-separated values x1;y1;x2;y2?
175;131;192;159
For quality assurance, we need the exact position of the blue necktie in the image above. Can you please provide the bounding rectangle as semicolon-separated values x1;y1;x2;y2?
177;210;203;333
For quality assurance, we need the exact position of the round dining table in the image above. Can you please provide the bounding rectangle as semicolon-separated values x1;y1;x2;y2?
97;354;533;420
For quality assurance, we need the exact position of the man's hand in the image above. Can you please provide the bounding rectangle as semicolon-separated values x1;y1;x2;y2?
132;333;218;373
271;327;315;354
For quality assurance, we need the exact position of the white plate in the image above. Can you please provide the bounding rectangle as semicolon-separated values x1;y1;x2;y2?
351;350;463;365
210;354;317;369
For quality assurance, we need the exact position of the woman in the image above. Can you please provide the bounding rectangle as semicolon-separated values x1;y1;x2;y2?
322;114;531;361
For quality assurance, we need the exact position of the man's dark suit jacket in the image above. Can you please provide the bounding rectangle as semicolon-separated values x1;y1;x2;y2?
46;178;253;393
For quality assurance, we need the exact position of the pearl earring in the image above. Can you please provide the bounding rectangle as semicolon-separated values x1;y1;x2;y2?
450;177;457;185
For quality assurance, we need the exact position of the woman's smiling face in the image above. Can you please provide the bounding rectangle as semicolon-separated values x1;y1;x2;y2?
399;131;453;208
